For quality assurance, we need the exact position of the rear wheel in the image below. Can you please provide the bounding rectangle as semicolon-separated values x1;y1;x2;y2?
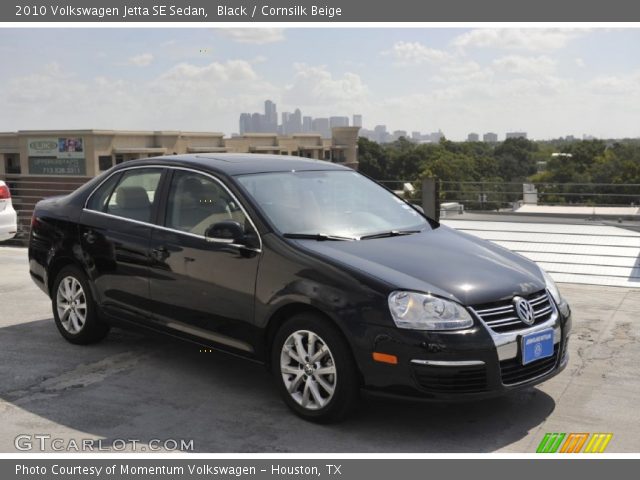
272;313;359;423
52;266;109;344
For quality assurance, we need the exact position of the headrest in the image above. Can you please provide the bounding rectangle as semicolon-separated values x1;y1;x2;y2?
199;182;223;203
115;186;151;209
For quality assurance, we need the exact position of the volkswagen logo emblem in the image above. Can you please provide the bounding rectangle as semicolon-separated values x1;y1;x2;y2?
513;296;535;325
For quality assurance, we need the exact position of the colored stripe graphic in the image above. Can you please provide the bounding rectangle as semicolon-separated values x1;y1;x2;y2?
584;433;613;453
536;433;565;453
560;433;589;453
538;433;613;453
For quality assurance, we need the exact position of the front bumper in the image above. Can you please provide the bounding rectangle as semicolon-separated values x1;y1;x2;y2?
356;298;572;401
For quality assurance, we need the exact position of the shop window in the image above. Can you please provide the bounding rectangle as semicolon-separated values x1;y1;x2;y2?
4;155;21;174
99;155;113;171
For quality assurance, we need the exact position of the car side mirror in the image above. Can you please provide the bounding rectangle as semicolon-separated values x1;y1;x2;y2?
205;220;245;245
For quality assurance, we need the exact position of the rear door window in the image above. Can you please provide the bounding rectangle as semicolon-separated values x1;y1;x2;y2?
101;169;162;223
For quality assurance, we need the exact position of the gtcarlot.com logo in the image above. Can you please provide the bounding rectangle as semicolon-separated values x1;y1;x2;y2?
14;435;194;452
536;433;613;453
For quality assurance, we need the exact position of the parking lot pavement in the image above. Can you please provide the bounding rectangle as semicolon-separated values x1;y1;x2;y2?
1;246;639;453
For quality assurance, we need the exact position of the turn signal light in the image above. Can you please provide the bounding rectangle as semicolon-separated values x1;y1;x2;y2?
372;352;398;365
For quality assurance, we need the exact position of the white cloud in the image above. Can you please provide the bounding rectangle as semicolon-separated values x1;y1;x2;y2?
127;53;154;67
217;28;285;44
492;55;557;76
283;64;369;109
575;58;586;68
157;60;258;85
382;41;451;66
452;28;588;52
589;70;640;96
1;59;277;132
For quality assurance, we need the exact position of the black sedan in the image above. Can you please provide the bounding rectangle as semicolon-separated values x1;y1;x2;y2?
28;154;571;422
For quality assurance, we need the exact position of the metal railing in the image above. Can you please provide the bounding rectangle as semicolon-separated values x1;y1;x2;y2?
441;181;640;210
378;179;640;211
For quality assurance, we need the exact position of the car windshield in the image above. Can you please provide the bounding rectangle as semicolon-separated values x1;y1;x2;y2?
236;170;429;239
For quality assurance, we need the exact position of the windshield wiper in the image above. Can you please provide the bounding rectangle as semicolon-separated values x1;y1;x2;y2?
359;229;423;240
283;233;356;241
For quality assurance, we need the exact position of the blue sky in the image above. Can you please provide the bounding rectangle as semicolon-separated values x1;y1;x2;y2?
1;28;639;140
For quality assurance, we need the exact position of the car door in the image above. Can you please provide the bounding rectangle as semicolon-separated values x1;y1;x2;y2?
147;168;262;355
79;167;166;324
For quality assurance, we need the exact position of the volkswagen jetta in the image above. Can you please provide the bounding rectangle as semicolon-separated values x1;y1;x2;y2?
29;154;571;422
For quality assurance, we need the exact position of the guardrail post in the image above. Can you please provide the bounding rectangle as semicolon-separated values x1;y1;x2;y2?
421;177;440;221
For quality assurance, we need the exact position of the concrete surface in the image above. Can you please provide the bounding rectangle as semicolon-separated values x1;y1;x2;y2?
515;205;640;216
0;246;638;453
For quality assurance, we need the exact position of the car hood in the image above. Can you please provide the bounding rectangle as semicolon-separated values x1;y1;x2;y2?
292;225;545;306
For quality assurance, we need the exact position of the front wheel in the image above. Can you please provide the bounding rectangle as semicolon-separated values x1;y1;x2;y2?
272;313;359;423
52;265;110;344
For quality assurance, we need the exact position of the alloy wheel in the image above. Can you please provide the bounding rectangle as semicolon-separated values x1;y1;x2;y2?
56;276;87;334
280;329;337;410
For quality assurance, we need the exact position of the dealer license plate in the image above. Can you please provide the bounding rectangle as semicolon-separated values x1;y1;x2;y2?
521;328;554;365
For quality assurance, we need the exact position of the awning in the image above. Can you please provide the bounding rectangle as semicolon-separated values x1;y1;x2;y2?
112;147;167;154
249;146;282;152
187;147;228;153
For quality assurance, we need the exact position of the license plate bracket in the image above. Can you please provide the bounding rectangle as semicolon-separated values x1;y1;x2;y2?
521;328;554;365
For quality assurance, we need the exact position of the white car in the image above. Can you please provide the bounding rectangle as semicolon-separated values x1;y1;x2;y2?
0;180;18;241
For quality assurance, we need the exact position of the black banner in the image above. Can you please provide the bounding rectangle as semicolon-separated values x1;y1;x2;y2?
5;0;640;22
4;459;639;480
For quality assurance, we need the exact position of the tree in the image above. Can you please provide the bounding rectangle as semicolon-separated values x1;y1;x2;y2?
494;138;538;181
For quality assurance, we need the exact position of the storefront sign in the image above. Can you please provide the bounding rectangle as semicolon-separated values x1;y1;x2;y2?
28;157;86;176
27;137;86;175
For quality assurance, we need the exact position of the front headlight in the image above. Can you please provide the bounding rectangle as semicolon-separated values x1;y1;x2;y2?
540;268;562;305
388;291;474;330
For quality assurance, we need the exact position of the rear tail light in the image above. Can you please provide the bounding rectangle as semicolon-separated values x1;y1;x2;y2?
0;185;10;199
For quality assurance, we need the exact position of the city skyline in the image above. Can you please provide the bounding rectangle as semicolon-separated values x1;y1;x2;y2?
1;28;639;140
238;100;357;138
234;99;596;144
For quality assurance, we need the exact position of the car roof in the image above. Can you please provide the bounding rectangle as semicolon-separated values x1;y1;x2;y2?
114;153;350;176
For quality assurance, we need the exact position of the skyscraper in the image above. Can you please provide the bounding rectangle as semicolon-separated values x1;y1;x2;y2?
352;114;363;128
264;100;278;133
302;116;312;133
330;116;349;128
290;108;302;134
312;118;331;139
239;113;252;135
506;131;527;139
373;125;388;143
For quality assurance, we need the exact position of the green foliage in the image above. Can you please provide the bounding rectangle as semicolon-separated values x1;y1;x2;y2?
357;137;640;207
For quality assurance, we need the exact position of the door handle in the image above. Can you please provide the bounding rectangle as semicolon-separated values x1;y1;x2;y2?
83;230;97;244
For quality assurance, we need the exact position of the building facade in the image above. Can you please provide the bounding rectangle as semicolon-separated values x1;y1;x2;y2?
506;131;528;140
0;127;360;178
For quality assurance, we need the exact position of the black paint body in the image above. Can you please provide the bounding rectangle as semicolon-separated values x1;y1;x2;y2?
29;154;571;399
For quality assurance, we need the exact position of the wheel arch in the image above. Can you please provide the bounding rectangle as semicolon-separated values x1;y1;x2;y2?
47;255;96;301
263;302;364;385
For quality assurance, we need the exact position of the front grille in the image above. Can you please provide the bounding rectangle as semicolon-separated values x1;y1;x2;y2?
412;364;488;394
500;345;559;385
472;290;554;333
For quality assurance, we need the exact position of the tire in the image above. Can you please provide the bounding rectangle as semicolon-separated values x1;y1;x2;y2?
52;265;110;345
271;313;359;423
